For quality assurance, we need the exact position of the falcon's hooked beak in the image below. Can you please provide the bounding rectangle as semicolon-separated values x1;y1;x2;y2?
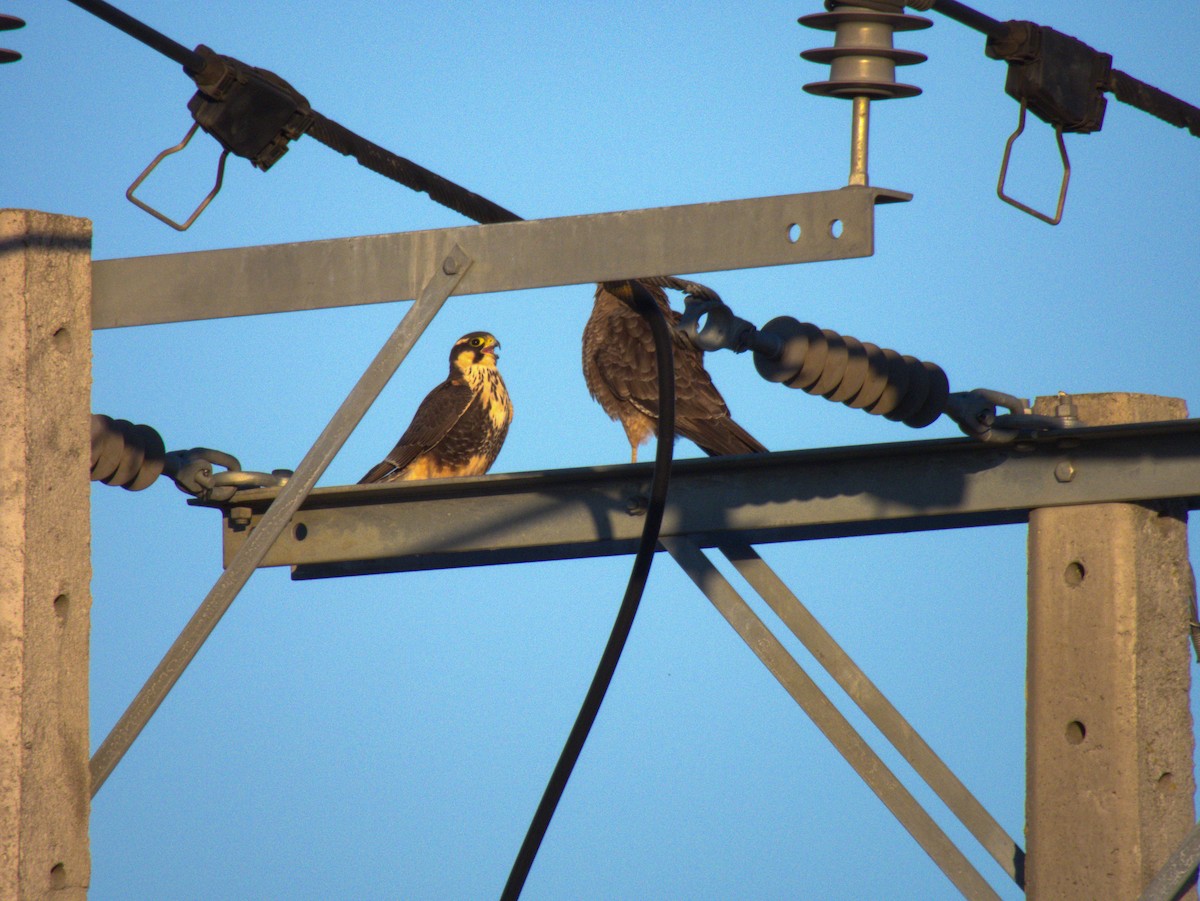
483;340;500;359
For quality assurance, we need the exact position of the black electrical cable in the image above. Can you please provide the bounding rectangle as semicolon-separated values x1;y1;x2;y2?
66;0;523;226
924;0;1003;37
1109;68;1200;139
65;0;204;71
500;282;676;901
307;114;522;226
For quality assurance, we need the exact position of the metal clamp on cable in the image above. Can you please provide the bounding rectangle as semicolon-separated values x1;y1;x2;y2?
679;292;778;356
185;45;315;170
165;447;291;503
126;44;314;230
985;20;1110;225
944;389;1081;442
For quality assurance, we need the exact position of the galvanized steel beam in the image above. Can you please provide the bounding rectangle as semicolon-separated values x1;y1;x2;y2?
661;537;1003;901
194;419;1200;579
91;187;908;329
1140;820;1200;901
722;543;1026;887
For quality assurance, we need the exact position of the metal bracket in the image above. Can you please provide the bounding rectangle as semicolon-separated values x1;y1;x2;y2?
996;100;1071;226
125;121;230;232
661;537;1003;900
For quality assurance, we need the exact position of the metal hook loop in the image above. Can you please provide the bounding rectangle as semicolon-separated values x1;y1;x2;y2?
125;121;230;231
996;99;1071;226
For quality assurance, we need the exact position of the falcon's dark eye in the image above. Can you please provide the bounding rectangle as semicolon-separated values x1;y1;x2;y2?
470;337;485;347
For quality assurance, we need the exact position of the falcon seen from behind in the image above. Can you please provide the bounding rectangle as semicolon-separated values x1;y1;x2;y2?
582;280;765;462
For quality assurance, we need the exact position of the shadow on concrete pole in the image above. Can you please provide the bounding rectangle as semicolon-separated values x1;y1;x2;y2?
0;210;93;899
1027;392;1197;900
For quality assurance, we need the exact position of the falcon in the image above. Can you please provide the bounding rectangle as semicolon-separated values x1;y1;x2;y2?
582;280;766;462
359;331;513;483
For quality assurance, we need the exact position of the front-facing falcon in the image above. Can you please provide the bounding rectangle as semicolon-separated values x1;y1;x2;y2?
359;331;513;484
583;280;766;462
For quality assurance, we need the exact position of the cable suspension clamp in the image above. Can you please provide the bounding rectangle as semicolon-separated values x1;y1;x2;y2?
125;121;230;231
995;99;1070;226
125;44;315;230
986;20;1111;225
799;1;930;186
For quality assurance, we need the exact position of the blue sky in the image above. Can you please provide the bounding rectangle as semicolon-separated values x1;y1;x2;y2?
6;3;1200;898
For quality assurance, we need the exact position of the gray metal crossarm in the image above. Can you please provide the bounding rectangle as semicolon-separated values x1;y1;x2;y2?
91;187;909;329
195;419;1200;579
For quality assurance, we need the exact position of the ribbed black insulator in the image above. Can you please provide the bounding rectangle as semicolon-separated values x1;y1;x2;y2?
90;414;166;491
753;317;949;429
0;14;23;65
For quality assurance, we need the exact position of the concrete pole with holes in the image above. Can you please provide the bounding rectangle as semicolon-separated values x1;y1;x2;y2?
0;210;92;899
1026;392;1196;900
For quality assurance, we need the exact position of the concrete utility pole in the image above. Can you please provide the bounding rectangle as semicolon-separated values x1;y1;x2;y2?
1027;392;1196;900
0;210;92;900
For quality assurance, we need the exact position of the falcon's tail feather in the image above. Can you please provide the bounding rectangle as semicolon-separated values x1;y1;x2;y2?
682;417;768;457
358;460;397;484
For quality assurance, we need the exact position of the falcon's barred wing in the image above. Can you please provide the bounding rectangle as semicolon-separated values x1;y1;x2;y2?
358;380;478;484
583;282;766;459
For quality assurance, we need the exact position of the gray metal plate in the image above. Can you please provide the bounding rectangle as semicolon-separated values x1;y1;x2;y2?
92;187;909;329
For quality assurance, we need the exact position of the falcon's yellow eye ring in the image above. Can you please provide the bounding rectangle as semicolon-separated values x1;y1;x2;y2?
470;337;485;347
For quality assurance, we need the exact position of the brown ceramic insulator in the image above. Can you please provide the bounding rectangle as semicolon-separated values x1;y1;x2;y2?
845;342;890;409
903;361;949;429
825;335;869;403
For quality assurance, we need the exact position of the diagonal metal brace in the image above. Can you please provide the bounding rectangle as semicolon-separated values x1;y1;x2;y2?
661;536;1002;901
1138;820;1200;901
87;244;473;796
719;543;1024;887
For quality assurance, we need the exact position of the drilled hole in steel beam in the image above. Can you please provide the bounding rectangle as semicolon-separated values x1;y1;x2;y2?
786;222;802;243
829;219;844;239
1065;720;1086;745
1064;561;1086;586
1158;772;1175;792
293;523;308;542
51;326;70;351
50;864;66;889
53;593;68;621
